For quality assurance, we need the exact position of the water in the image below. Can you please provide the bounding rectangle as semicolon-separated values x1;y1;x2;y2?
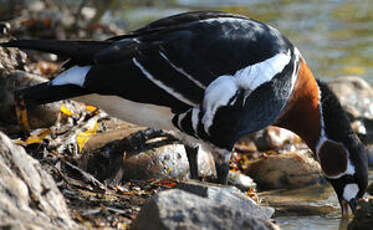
113;0;372;82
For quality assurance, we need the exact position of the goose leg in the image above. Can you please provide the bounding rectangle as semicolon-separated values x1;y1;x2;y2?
184;145;199;180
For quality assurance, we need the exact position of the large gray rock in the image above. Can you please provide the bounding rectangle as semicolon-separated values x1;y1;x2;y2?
0;131;81;229
245;151;323;189
131;181;278;230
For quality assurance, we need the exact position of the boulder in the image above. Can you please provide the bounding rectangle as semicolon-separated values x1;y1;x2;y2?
245;151;323;189
0;131;81;229
131;181;278;230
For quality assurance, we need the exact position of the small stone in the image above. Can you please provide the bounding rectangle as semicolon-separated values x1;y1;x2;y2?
245;151;323;189
228;171;257;191
253;126;300;151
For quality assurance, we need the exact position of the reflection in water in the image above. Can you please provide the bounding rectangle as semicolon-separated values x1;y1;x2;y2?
338;217;350;230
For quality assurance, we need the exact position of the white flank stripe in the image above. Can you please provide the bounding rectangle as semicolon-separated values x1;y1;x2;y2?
200;50;292;134
191;107;200;132
177;112;187;129
132;57;197;107
202;75;237;134
51;65;91;87
159;51;206;89
235;50;291;90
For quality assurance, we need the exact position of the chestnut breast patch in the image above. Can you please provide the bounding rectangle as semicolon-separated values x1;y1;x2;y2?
318;141;348;177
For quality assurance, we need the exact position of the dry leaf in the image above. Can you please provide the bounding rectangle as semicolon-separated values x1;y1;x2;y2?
60;105;73;116
25;128;51;145
156;179;177;188
76;119;98;152
14;128;51;145
85;105;98;113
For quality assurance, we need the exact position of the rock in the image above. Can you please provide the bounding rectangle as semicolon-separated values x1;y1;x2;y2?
0;39;27;71
328;76;373;120
123;143;215;180
259;183;339;216
0;45;65;129
228;171;257;191
328;76;373;144
131;181;278;230
254;126;300;151
82;129;216;183
245;151;323;189
175;181;274;219
0;70;64;129
0;131;81;229
347;197;373;230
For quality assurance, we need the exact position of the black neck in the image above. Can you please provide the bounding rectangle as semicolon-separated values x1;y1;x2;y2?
316;79;354;143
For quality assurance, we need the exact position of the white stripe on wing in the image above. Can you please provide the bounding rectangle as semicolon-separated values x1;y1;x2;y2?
159;51;206;89
132;57;197;107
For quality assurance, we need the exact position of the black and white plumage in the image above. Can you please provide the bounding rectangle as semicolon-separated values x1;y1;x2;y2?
1;11;367;216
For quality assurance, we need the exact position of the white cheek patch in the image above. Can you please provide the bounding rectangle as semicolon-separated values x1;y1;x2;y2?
343;183;359;202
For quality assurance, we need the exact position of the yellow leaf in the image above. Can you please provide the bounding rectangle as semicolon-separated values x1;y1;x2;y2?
76;120;98;152
85;105;98;113
25;128;51;145
60;105;73;116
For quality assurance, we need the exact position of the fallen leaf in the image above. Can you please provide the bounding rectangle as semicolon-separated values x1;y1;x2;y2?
60;105;73;116
85;105;98;113
25;128;51;145
14;128;51;145
156;179;177;188
76;119;98;152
